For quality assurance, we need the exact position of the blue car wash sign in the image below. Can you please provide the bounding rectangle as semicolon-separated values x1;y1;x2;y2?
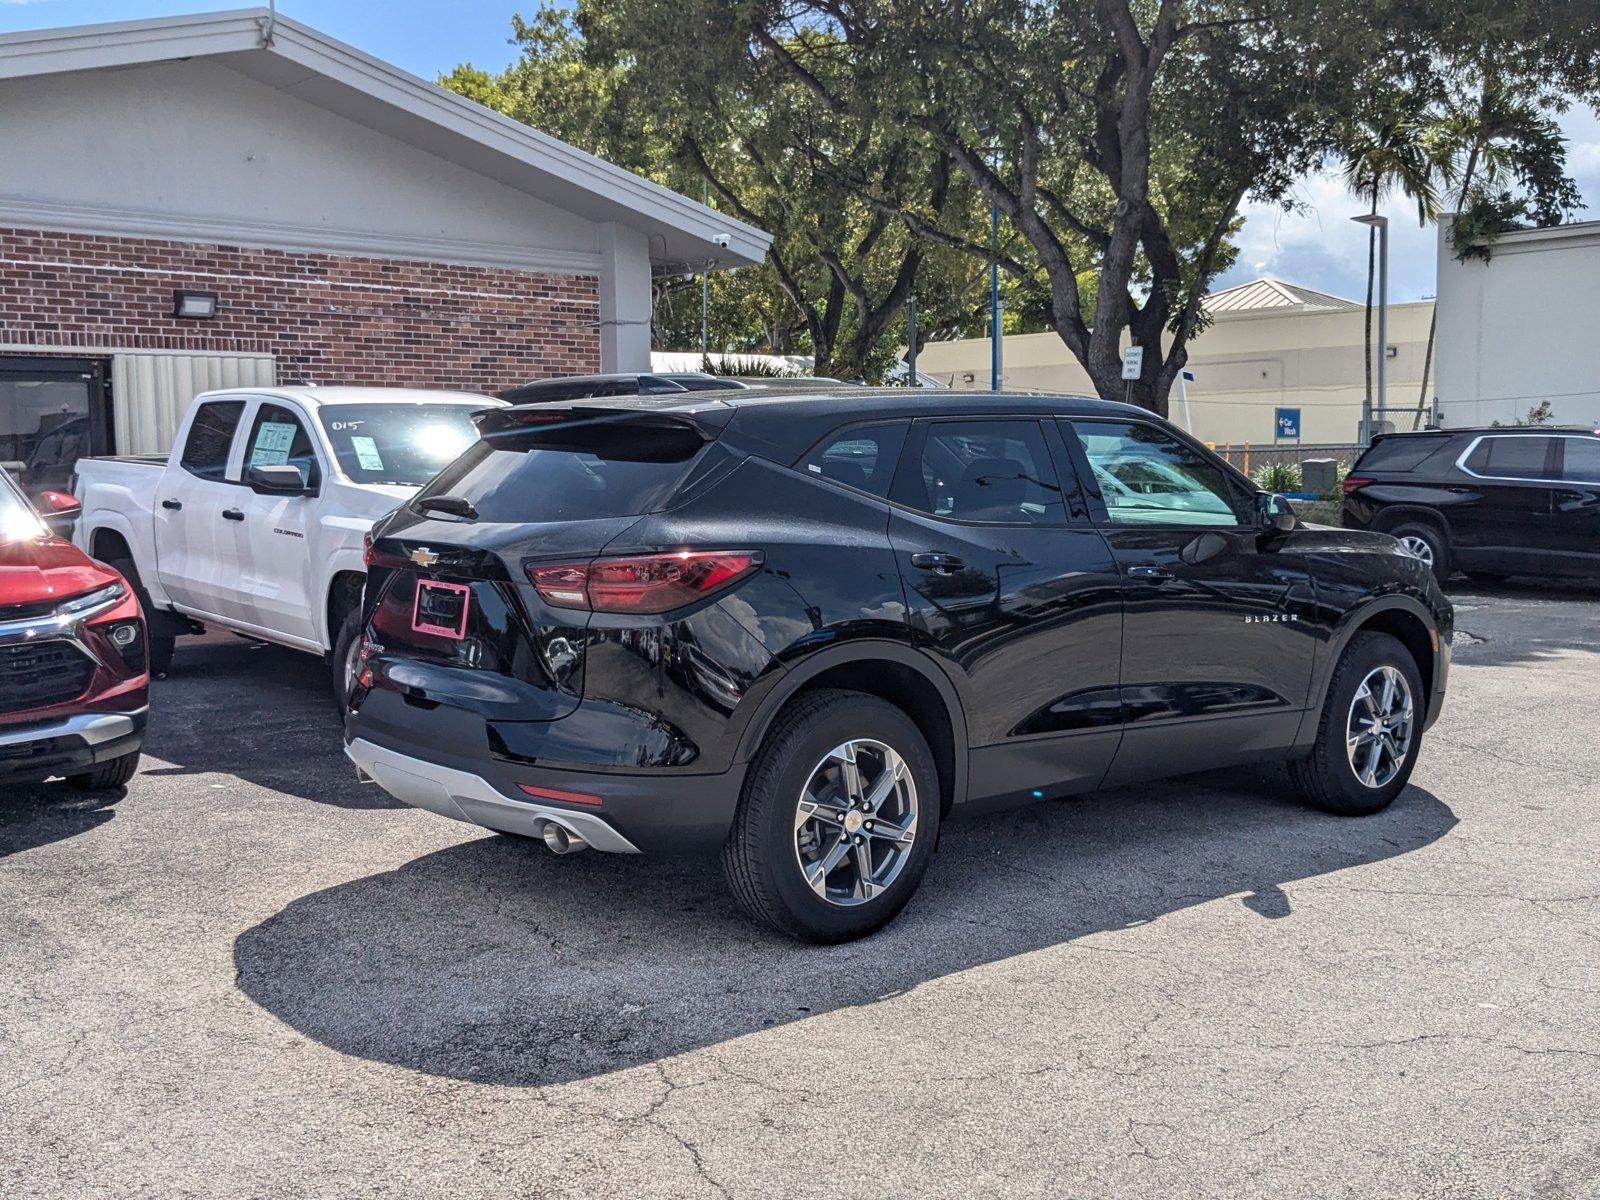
1275;407;1301;439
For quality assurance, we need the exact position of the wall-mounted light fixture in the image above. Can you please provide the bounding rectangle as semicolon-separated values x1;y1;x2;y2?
172;289;218;319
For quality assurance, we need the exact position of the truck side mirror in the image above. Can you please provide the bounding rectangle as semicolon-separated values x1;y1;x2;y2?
247;464;311;495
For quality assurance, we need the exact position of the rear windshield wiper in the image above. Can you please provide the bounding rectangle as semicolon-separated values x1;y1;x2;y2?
414;495;478;520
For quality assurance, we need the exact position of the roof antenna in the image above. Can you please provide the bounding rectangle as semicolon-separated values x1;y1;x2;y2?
258;0;277;48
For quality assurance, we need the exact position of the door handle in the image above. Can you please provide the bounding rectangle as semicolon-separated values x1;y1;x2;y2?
1128;564;1174;582
161;499;182;511
910;552;965;574
222;508;245;522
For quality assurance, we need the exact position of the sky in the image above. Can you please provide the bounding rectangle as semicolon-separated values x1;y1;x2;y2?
5;0;1600;305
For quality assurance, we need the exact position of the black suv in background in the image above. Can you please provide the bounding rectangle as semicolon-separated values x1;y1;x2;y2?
1342;426;1600;584
347;390;1452;942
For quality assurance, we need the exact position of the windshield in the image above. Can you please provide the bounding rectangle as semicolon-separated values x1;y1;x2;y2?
0;471;45;544
317;404;484;487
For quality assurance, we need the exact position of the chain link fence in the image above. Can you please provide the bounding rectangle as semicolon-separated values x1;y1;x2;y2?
1205;442;1363;476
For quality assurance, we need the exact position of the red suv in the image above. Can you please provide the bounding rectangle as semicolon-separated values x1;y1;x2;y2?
1;468;147;790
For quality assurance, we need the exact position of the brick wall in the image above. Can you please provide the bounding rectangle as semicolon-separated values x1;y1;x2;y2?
0;226;601;389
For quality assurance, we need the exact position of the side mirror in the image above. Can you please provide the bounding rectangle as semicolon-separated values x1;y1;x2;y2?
35;489;81;536
1257;491;1297;535
247;464;311;495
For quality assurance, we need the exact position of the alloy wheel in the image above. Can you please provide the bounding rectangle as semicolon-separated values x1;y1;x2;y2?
1398;535;1435;569
342;635;363;704
793;739;919;906
1346;665;1415;789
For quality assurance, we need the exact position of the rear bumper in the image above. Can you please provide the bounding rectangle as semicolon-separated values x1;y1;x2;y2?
0;708;147;782
343;721;746;856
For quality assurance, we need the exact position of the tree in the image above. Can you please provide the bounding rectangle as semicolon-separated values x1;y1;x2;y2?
447;6;991;379
593;0;1600;413
1337;113;1439;430
581;7;992;379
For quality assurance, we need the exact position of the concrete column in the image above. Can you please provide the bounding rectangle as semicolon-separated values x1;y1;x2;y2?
596;222;653;372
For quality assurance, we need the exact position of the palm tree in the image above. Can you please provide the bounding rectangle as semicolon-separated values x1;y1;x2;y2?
1339;116;1439;436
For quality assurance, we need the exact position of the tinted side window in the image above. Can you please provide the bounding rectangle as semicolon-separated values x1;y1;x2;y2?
906;420;1064;523
799;422;908;498
1067;418;1243;527
1463;436;1556;480
1560;436;1600;482
180;401;246;481
245;403;322;490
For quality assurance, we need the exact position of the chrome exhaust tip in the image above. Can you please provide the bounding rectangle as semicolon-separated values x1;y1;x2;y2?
541;821;589;855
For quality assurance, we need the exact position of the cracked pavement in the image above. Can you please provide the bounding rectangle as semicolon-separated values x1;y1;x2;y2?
2;579;1598;1198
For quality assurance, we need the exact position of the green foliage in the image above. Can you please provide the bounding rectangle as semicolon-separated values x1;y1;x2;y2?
1252;461;1303;494
451;3;1600;401
1491;400;1557;427
699;354;803;378
444;5;991;379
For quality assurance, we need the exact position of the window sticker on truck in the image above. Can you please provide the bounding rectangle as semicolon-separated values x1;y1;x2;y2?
250;422;298;467
351;436;385;472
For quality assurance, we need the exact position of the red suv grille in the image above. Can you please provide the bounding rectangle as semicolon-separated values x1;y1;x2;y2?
0;641;95;713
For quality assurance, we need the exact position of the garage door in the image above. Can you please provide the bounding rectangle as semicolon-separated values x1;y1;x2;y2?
112;352;276;455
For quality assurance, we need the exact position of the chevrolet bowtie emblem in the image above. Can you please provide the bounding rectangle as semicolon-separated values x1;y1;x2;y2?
410;547;440;568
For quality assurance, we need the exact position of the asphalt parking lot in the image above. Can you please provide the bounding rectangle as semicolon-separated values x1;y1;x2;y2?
3;581;1598;1199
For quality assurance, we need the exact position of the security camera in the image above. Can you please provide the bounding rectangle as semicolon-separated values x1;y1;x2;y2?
712;233;732;249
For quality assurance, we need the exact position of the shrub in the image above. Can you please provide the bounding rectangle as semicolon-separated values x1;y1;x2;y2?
1251;461;1302;493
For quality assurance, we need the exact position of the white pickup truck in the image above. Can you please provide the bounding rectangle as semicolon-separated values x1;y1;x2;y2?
74;386;499;697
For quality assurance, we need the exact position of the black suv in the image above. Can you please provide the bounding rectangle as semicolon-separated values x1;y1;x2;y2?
347;391;1452;942
1342;426;1600;584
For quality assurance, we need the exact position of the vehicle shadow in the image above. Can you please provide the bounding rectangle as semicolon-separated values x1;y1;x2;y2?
0;779;127;860
138;632;401;810
233;775;1456;1087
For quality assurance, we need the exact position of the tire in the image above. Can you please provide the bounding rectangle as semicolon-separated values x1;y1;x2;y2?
1388;521;1450;586
721;689;942;943
330;605;363;714
1288;632;1425;816
106;555;174;675
68;751;140;792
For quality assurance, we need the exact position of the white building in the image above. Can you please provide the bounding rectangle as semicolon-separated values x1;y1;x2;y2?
1434;218;1600;428
914;279;1433;447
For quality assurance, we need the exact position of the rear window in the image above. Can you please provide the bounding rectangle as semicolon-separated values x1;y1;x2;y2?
1354;435;1448;473
415;418;707;523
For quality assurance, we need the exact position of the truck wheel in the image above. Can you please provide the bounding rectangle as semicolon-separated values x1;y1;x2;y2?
1288;632;1424;817
68;751;141;792
1389;521;1450;586
330;607;362;714
106;555;174;675
721;689;941;943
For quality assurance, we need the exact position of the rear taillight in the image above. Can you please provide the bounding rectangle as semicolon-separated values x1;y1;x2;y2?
1341;476;1373;495
363;533;414;571
527;550;763;615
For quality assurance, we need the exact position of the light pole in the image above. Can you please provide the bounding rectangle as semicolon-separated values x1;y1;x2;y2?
990;198;1002;391
1352;212;1389;443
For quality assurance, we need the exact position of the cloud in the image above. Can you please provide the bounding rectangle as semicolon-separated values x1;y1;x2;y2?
1220;103;1600;302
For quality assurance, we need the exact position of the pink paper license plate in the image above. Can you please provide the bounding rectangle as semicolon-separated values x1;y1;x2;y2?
412;579;471;639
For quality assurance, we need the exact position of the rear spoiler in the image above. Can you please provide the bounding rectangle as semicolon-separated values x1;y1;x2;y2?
471;402;734;461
